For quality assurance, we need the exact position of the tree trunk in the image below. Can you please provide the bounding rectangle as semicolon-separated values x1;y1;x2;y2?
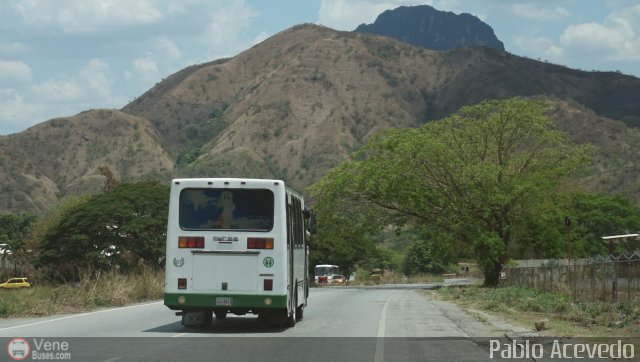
482;259;502;286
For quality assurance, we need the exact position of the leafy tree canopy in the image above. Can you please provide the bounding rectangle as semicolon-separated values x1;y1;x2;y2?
37;182;169;280
310;97;595;285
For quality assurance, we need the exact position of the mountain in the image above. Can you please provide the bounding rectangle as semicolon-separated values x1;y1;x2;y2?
548;98;640;198
354;5;505;51
0;110;172;212
1;24;639;213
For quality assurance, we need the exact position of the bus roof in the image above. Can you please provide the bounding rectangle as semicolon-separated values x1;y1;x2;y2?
172;178;284;185
172;178;306;200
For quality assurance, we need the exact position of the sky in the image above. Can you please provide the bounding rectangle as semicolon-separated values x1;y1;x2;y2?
0;0;639;136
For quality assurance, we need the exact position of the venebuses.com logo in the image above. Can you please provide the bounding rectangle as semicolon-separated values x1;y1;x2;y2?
7;338;30;361
6;337;71;361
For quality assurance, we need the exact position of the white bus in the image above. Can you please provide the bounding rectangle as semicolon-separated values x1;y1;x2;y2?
314;264;340;284
164;178;315;327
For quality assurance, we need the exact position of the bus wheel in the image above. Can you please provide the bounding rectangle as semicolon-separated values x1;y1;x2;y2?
285;293;297;327
214;309;227;320
285;307;296;327
296;303;304;320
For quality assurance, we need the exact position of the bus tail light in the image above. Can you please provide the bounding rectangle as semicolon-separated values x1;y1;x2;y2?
247;237;274;249
264;279;273;291
178;278;187;290
179;236;205;248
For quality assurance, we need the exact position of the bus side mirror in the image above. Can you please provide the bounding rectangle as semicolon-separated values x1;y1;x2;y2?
308;212;317;235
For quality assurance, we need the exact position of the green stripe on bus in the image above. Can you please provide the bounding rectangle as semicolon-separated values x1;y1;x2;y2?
164;293;287;309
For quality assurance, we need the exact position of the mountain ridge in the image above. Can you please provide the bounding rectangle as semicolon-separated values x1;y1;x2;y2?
0;23;638;213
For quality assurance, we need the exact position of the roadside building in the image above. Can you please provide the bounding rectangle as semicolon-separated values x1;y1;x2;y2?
457;262;481;277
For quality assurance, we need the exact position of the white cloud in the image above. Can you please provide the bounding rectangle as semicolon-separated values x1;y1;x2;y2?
0;41;29;56
9;0;56;26
203;0;258;57
79;59;113;99
0;84;127;136
1;58;129;134
561;23;619;54
133;56;160;80
0;88;44;135
510;3;640;69
166;1;189;15
11;0;164;33
559;5;640;61
0;60;32;84
0;89;27;119
31;59;115;103
123;36;181;86
155;36;182;61
510;4;570;20
544;45;563;59
31;79;82;103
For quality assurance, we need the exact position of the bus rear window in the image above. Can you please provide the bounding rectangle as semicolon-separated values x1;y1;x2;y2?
179;188;274;231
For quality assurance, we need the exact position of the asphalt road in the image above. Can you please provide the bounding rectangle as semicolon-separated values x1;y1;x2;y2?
0;284;530;361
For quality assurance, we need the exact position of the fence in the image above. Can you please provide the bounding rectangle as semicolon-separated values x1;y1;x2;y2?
501;253;640;302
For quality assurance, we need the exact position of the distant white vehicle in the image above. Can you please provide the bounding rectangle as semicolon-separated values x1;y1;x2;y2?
315;264;340;284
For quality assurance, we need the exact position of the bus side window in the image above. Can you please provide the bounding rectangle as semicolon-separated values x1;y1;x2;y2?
308;212;317;235
286;197;292;249
293;198;302;247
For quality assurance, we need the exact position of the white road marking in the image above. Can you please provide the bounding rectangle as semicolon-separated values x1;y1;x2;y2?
101;357;122;362
0;301;163;332
374;297;391;362
377;298;389;338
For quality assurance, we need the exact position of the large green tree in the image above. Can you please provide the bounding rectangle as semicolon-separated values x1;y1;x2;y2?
37;182;169;280
311;97;594;285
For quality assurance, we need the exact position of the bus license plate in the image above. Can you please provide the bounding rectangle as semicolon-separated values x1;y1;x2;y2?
216;297;233;306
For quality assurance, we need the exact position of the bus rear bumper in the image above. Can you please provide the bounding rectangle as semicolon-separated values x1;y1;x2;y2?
164;292;287;310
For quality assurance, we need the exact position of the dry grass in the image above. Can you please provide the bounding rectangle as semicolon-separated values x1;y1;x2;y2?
432;285;640;337
0;266;164;318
